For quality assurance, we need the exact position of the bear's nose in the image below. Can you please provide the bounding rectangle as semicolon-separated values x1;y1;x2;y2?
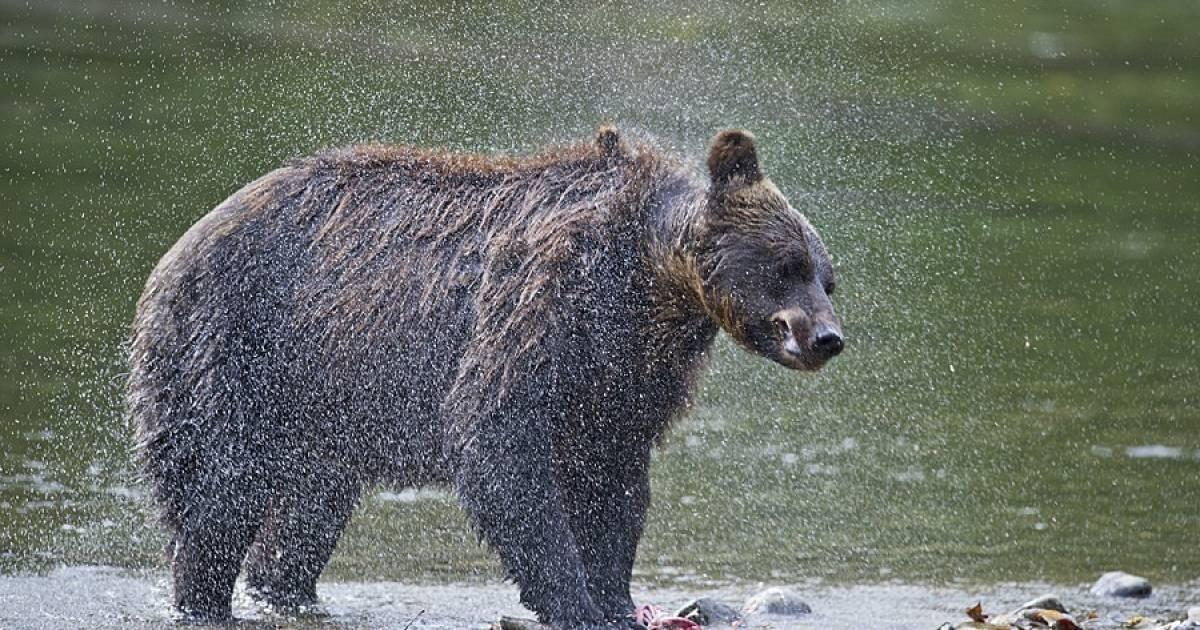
811;326;844;357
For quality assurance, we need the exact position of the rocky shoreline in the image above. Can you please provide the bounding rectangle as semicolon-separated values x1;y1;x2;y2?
498;573;1198;630
932;572;1199;630
1;566;1197;629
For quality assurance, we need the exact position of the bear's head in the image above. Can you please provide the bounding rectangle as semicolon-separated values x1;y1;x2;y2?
696;130;843;371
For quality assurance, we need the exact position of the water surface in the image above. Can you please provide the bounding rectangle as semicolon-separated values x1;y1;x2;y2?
2;0;1197;616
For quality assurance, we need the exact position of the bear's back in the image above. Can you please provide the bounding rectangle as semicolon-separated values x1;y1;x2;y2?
282;141;647;345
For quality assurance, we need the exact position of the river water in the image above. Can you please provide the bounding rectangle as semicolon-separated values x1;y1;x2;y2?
2;1;1197;626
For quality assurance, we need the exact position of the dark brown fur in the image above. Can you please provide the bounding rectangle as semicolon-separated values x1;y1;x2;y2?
128;126;841;628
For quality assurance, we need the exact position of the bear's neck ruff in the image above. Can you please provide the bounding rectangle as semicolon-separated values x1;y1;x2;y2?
642;177;717;334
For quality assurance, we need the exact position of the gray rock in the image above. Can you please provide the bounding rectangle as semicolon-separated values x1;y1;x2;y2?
990;607;1079;627
1089;571;1152;598
1015;594;1068;614
495;617;550;630
675;597;742;626
742;587;812;616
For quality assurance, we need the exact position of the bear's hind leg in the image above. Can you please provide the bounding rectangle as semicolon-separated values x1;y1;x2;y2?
171;474;273;621
244;476;362;609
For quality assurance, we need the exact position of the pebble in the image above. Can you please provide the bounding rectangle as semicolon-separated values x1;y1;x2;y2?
1089;571;1152;598
742;587;812;616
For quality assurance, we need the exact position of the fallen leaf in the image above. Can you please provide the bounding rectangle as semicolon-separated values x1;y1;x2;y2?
967;602;989;623
1013;608;1081;630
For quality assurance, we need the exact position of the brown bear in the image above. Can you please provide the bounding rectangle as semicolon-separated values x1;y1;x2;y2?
127;125;843;628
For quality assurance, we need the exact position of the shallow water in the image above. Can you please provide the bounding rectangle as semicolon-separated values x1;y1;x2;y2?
2;566;1197;629
2;0;1199;623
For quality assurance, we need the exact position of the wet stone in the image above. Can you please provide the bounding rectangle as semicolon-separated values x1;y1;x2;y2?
1090;571;1153;598
988;608;1078;628
1015;594;1068;614
495;616;549;630
986;594;1072;628
675;597;742;626
742;587;812;616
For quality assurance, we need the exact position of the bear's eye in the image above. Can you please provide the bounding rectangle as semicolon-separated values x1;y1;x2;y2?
824;281;836;296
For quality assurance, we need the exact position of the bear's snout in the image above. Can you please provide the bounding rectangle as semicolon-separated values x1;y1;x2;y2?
770;308;843;369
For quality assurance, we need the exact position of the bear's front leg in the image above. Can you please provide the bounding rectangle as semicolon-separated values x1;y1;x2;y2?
453;411;616;629
561;440;652;627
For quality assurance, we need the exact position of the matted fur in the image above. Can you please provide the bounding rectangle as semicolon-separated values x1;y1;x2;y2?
127;125;838;627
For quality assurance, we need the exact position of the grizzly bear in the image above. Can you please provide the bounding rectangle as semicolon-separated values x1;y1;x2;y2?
127;125;843;628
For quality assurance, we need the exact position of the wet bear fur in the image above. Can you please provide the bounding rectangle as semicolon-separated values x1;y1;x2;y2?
128;125;842;628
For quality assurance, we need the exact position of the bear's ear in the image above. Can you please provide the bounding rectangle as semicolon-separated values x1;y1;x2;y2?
707;130;762;187
595;122;626;158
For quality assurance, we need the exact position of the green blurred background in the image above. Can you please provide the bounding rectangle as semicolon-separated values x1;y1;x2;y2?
1;0;1197;588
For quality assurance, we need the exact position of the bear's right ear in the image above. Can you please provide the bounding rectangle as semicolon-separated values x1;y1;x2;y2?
595;122;625;157
707;130;762;188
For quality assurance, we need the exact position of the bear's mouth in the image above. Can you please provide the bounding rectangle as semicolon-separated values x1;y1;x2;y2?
775;343;831;371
